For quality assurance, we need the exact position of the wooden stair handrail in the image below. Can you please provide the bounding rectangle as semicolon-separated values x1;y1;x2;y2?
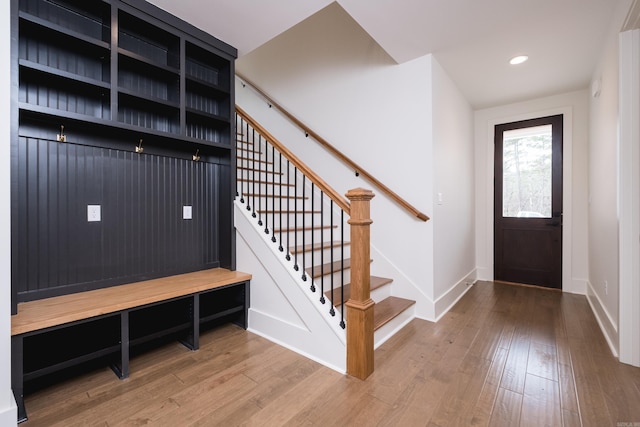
236;73;430;222
236;106;350;214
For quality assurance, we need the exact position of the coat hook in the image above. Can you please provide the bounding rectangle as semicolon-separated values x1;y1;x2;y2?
192;149;200;161
56;125;66;142
135;139;144;153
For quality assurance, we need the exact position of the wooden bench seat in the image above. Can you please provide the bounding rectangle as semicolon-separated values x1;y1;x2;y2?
11;268;252;335
11;268;252;423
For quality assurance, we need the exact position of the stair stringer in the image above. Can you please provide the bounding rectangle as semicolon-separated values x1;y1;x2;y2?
235;200;347;373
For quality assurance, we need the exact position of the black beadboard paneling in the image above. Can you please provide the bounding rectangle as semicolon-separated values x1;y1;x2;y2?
13;136;222;302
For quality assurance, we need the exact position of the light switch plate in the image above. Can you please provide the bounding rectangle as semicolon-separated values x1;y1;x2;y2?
183;205;192;220
87;205;101;222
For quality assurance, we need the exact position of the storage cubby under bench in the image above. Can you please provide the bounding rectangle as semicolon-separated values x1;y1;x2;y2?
11;268;251;423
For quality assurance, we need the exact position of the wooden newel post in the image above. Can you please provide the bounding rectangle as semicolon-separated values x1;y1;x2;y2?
345;188;375;380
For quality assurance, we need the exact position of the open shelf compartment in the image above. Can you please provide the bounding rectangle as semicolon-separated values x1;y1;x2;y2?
118;10;180;69
22;314;121;380
118;92;180;134
19;67;111;120
19;19;110;85
185;41;230;91
128;297;192;346
19;0;111;43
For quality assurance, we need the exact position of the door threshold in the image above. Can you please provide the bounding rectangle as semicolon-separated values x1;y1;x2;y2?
493;280;562;292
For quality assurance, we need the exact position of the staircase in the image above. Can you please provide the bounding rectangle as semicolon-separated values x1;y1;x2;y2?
234;107;415;377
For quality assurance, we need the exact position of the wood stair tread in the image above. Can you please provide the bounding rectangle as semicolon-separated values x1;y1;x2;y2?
307;258;351;277
324;276;393;303
307;258;372;277
236;147;261;154
237;166;282;175
237;156;273;164
373;296;415;331
241;193;308;199
257;209;321;215
274;224;336;233
237;178;295;186
292;241;350;255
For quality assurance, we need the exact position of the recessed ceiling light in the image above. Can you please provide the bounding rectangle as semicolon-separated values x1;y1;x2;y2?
509;55;529;65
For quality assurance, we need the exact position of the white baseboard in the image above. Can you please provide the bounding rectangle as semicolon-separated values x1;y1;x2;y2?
475;266;492;282
0;392;17;427
586;281;619;357
564;278;588;295
433;269;477;322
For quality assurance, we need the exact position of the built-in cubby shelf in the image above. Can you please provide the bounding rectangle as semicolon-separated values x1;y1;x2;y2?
118;10;180;69
19;68;111;120
15;0;236;150
19;0;111;44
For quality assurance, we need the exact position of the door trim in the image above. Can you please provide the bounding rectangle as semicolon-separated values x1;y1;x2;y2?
481;106;576;293
494;114;563;289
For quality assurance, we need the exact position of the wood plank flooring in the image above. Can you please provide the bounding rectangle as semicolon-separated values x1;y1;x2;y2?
21;281;640;426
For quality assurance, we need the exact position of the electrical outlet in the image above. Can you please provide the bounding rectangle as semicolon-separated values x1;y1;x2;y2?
87;205;101;222
604;280;608;295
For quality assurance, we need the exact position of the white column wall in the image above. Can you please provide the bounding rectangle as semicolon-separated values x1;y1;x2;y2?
474;90;590;296
431;57;476;318
236;3;437;318
587;0;635;357
1;0;19;423
618;28;640;367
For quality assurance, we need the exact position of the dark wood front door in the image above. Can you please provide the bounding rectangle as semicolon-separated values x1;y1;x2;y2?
494;115;563;289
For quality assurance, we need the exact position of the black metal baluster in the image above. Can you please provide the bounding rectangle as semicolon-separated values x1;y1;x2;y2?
293;168;299;271
240;118;247;204
278;153;284;252
262;139;268;232
236;114;241;200
301;176;307;281
320;192;325;304
258;136;264;226
240;117;245;201
310;183;315;292
252;127;256;216
330;200;335;316
285;160;291;261
340;210;345;329
271;144;277;242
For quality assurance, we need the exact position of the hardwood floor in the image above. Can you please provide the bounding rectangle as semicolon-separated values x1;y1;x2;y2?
21;281;640;426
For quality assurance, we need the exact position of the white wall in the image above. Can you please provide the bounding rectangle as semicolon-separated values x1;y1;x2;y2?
431;58;476;317
236;3;439;318
588;0;635;357
1;0;19;424
474;90;590;296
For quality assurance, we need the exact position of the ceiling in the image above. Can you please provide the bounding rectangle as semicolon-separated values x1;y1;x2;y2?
147;0;628;108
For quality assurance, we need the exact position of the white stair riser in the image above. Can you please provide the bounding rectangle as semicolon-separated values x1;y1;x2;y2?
329;282;392;316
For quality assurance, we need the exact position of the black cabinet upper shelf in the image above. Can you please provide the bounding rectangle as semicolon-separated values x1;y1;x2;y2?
19;0;111;45
19;59;111;90
16;0;237;151
118;10;180;70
